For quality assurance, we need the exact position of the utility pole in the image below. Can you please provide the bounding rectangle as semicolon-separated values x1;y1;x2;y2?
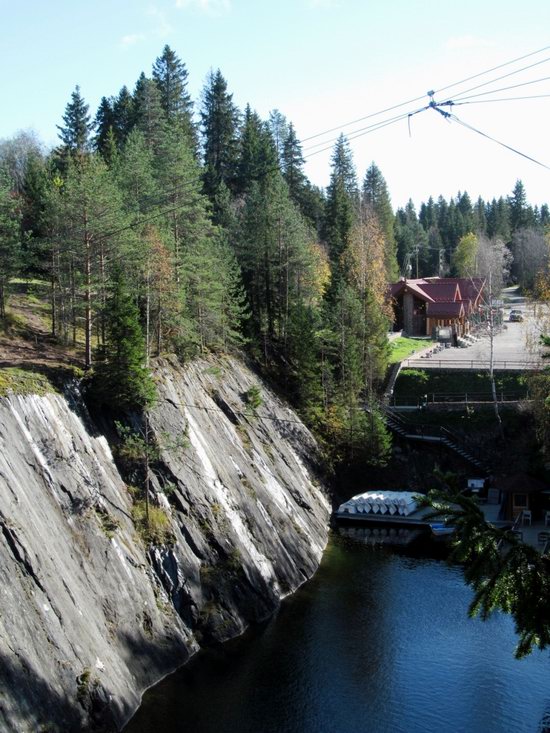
487;272;504;440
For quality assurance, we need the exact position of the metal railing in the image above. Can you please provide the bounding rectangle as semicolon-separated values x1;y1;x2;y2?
383;407;489;469
390;391;529;407
402;358;542;370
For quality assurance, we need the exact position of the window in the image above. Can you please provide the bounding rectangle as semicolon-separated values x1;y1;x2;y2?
514;494;528;508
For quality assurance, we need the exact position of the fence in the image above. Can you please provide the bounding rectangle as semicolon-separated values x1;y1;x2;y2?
402;358;542;370
390;392;529;408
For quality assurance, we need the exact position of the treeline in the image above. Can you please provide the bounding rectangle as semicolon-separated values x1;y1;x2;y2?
2;46;549;467
0;45;398;469
396;183;550;289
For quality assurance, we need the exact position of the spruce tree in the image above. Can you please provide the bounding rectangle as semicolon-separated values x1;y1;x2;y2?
200;69;240;209
362;163;398;280
324;135;358;276
92;269;156;410
268;109;289;165
235;106;277;195
509;179;534;231
282;123;306;204
94;97;116;161
112;86;135;147
57;85;92;155
152;45;196;151
133;73;167;154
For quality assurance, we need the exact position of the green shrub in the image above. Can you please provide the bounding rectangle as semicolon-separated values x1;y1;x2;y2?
244;385;262;410
131;499;173;546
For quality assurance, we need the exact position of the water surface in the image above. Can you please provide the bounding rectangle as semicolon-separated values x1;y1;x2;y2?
125;533;550;733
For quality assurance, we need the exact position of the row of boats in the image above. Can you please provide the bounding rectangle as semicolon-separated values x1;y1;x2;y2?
337;491;419;517
335;490;455;537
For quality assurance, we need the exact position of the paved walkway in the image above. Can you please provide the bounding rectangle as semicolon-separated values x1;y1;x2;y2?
403;289;543;371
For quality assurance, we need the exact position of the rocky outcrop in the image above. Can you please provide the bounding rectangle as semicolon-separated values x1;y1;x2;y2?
0;356;330;732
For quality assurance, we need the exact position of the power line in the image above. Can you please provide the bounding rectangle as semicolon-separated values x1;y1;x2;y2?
434;44;550;95
302;109;418;153
303;111;416;160
449;113;550;171
448;55;550;102
449;74;550;102
450;94;550;107
300;44;550;148
300;94;427;144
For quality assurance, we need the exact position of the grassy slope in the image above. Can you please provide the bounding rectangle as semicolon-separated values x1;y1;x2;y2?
0;280;83;395
388;337;435;364
394;368;529;399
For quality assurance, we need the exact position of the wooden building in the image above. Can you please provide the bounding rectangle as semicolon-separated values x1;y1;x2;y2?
389;277;486;338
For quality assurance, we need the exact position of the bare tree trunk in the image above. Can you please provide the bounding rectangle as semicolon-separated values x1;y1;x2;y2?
70;255;77;347
144;414;150;527
145;257;151;367
84;213;92;370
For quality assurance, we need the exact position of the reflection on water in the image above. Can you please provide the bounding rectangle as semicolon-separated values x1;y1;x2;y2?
338;524;423;547
125;533;550;733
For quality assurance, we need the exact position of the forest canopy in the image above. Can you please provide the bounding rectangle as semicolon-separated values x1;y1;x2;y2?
1;44;549;470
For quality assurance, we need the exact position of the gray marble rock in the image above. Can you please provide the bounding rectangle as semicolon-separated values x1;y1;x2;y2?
0;356;330;732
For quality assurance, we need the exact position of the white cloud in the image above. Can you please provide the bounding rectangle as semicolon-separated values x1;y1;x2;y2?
175;0;231;15
120;33;146;47
147;4;173;37
445;35;494;51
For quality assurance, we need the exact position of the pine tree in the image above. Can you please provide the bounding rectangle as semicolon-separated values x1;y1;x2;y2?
57;85;92;155
44;155;135;367
154;121;210;284
91;268;156;410
115;128;158;216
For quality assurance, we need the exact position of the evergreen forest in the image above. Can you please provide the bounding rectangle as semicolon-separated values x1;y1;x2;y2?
1;45;549;475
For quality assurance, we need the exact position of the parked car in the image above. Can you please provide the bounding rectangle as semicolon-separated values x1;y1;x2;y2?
509;309;523;322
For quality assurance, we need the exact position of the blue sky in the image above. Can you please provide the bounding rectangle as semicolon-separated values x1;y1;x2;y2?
2;0;550;209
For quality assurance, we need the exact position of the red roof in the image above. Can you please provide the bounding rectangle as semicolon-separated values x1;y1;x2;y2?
426;301;465;318
420;282;461;302
389;279;434;302
390;277;485;309
423;276;485;300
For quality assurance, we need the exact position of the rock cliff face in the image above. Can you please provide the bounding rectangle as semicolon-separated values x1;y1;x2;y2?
0;356;330;732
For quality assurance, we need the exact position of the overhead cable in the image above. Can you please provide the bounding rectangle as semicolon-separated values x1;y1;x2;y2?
449;113;550;171
301;44;550;146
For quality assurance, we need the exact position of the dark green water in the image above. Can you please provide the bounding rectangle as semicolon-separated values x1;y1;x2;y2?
125;533;550;733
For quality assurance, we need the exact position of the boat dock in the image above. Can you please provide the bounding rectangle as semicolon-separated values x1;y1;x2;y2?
334;490;454;535
335;503;439;528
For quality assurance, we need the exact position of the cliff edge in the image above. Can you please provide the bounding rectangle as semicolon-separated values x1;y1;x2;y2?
0;356;330;732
